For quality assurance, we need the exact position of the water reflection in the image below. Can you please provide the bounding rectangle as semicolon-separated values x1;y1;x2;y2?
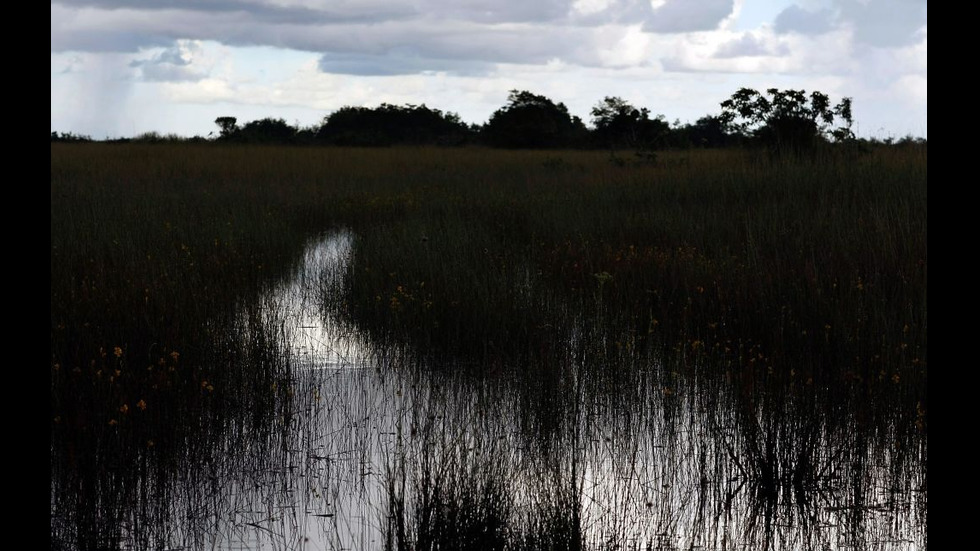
50;231;926;550
276;230;376;370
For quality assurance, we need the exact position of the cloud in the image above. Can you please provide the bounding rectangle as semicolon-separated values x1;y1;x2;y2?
50;0;926;139
129;42;209;81
52;0;419;26
51;53;136;138
415;0;572;24
52;3;180;52
300;22;605;74
659;29;806;74
316;52;493;76
643;0;735;33
713;34;789;58
774;5;836;35
51;1;419;53
53;1;606;70
52;0;743;60
836;0;926;48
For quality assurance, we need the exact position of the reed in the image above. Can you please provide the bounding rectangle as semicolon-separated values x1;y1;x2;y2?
51;141;926;550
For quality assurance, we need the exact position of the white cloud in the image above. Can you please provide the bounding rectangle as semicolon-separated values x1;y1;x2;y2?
713;33;790;58
774;5;836;35
572;0;615;16
835;0;926;48
593;24;654;68
130;41;211;82
50;0;927;138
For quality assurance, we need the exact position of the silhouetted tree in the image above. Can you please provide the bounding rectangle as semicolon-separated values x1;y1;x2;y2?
481;90;588;149
132;131;186;143
670;115;742;148
720;88;853;155
51;131;93;143
316;103;472;146
214;116;238;139
590;96;669;150
237;118;297;143
294;125;319;145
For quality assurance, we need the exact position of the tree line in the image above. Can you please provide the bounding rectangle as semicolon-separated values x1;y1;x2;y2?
52;87;924;154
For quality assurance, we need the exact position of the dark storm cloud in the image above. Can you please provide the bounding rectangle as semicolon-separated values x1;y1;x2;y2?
774;5;836;35
52;0;749;78
53;0;585;25
52;0;738;55
51;0;418;26
51;1;420;52
51;29;174;52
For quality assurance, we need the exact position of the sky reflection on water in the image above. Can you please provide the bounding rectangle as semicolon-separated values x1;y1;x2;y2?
52;231;926;551
199;231;925;551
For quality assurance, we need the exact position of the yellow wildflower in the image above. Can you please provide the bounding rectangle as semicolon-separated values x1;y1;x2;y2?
113;346;123;358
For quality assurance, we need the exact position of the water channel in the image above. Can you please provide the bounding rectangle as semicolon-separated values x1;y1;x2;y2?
52;231;927;551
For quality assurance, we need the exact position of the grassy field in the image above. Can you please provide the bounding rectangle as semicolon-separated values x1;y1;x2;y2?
50;141;926;549
52;140;926;395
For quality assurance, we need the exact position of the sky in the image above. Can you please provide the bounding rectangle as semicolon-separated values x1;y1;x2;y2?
51;0;927;140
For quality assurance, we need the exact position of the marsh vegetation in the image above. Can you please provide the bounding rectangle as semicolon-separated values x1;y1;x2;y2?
50;143;926;550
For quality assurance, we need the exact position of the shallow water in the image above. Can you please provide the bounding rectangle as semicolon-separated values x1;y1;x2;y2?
276;230;377;371
50;231;927;551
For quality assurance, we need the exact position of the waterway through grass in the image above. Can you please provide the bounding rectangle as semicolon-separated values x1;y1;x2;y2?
50;144;926;551
53;230;924;550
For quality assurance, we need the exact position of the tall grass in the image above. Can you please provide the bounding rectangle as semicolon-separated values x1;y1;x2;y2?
51;142;925;549
331;146;926;384
52;142;925;378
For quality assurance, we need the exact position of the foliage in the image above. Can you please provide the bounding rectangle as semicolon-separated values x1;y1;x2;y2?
51;130;93;142
211;117;302;144
481;90;589;149
51;143;927;550
670;115;743;148
57;87;924;153
720;88;854;155
316;103;473;146
589;96;670;150
238;117;298;143
214;116;238;138
130;131;189;143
